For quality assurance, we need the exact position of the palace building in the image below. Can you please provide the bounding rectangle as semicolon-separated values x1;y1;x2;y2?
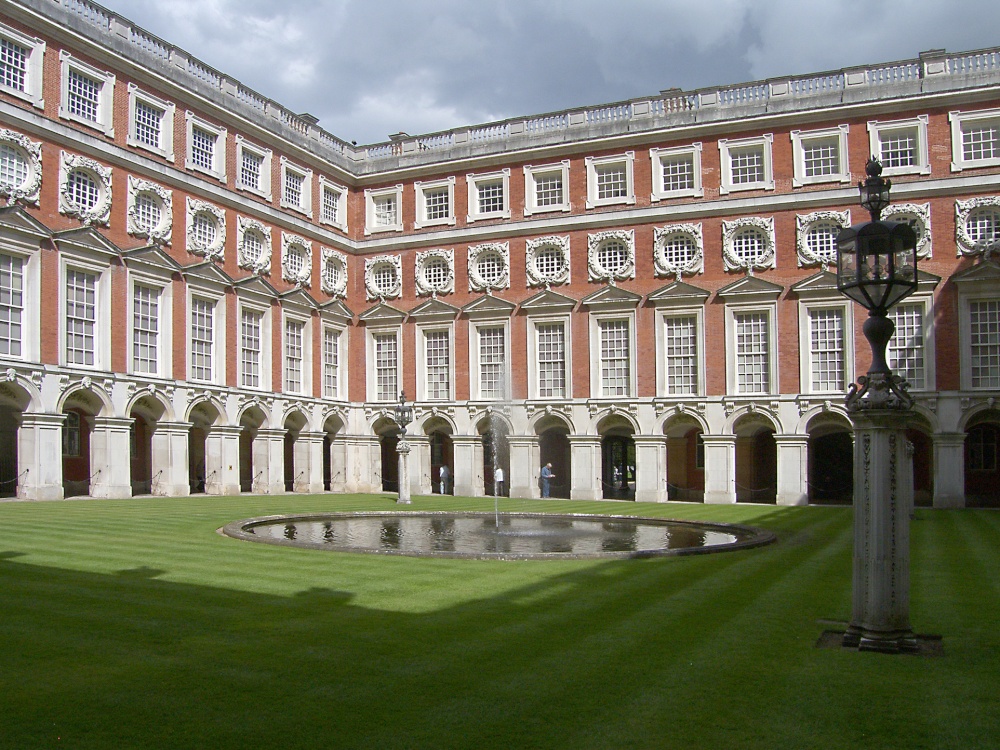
0;0;999;506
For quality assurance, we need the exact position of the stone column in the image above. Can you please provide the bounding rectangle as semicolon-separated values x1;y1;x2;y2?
254;428;285;494
205;425;241;495
844;409;917;653
345;434;381;493
633;435;667;502
775;433;810;506
295;431;326;493
702;434;736;504
396;438;411;504
16;413;65;500
568;435;601;501
90;416;133;498
327;433;349;492
408;434;431;495
932;432;966;508
451;435;481;497
150;421;192;496
508;436;538;499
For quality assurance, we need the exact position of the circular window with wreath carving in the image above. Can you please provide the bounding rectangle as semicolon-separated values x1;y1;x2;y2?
322;255;343;291
598;240;628;274
191;211;219;250
285;243;306;277
477;250;505;286
882;203;930;259
128;180;172;245
242;228;266;265
373;262;398;296
733;228;768;265
424;256;450;290
966;206;1000;248
805;222;839;265
0;131;41;204
723;217;775;272
468;243;510;292
654;224;703;278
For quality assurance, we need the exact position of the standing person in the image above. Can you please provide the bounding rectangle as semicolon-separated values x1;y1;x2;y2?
540;462;554;498
439;464;450;495
494;466;505;497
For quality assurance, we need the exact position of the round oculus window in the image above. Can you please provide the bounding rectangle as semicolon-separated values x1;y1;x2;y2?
596;240;629;275
534;245;566;279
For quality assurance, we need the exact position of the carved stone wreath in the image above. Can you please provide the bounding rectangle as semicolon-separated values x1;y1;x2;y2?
587;229;635;283
955;196;1000;256
281;232;312;287
526;235;571;287
882;202;931;259
722;216;776;272
321;247;348;298
654;223;704;278
185;197;225;260
468;242;510;292
365;254;402;300
795;210;850;267
237;216;271;275
0;129;42;205
59;151;112;226
126;176;172;245
415;248;455;296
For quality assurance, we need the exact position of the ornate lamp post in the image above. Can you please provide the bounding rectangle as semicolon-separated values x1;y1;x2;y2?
836;158;919;653
393;391;413;505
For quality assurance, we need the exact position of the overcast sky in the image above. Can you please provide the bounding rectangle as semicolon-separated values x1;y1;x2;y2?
97;0;1000;146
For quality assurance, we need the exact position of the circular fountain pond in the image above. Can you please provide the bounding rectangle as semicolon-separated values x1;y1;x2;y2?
222;512;775;560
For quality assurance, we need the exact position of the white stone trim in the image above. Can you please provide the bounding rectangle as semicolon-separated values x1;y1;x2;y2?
868;115;931;177
185;197;226;261
650;143;703;201
126;83;175;160
587;229;635;282
466;169;510;222
882;202;932;259
468;242;511;292
0;129;42;205
58;51;115;137
722;216;776;272
320;247;348;298
795;210;851;267
0;22;45;108
585;151;635;209
955;195;1000;256
719;134;774;194
653;223;704;278
58;151;112;226
365;254;403;300
281;232;313;287
949;108;1000;172
526;235;571;287
126;176;172;245
415;248;455;296
414;176;456;229
364;184;403;235
790;124;850;187
236;215;272;275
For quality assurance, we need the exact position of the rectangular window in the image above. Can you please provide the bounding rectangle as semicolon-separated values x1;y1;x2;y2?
241;310;262;388
284;319;304;393
889;303;925;390
240;149;263;192
374;194;397;227
537;323;566;398
661;155;694;193
730;145;765;184
803;138;840;178
880;128;917;169
132;284;159;374
664;315;697;395
970;300;1000;389
283;170;303;208
735;311;770;394
651;144;703;200
477;179;504;214
323;328;339;398
190;126;215;172
0;253;23;357
0;37;27;92
534;171;564;207
599;320;630;397
963;122;1000;163
65;269;96;366
479;326;505;399
424;188;450;221
190;298;214;381
67;68;100;123
425;330;450;400
321;186;340;224
133;99;163;150
809;308;844;392
596;163;627;200
375;333;398;402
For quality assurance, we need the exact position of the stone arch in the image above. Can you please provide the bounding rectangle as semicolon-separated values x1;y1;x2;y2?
597;413;636;500
283;409;309;492
0;378;36;498
321;410;347;492
187;399;223;494
662;413;706;501
962;408;1000;507
60;387;110;498
907;412;935;507
0;373;41;413
593;409;640;436
805;411;853;504
733;412;777;503
373;415;400;492
127;392;172;496
723;405;781;436
57;382;113;418
475;412;511;497
238;404;268;493
535;414;571;498
528;410;575;435
424;415;454;495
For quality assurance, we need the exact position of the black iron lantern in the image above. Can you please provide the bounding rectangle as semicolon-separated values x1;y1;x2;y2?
393;391;413;436
858;157;892;221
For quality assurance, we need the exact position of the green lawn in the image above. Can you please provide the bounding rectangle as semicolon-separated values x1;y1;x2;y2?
1;494;997;749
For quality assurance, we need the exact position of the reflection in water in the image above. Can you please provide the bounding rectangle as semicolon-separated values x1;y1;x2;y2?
238;514;753;558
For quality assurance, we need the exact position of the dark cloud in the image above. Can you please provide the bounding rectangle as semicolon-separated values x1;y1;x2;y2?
100;0;1000;145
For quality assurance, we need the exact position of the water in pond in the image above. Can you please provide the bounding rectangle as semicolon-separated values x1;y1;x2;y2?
223;512;774;560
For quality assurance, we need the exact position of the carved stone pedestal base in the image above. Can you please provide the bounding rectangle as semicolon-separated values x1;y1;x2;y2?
396;439;411;504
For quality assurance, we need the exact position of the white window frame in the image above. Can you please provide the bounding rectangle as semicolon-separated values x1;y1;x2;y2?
585;151;635;209
887;295;935;393
237;300;271;391
235;135;272;200
790;125;850;187
58;51;115;136
127;273;173;378
318;176;347;230
719;134;774;194
185;113;226;182
58;151;112;227
364;184;403;235
656;307;705;398
798;301;854;396
950;108;1000;172
868;116;930;176
282;311;311;396
0;245;40;363
0;129;42;206
59;255;111;371
126;84;175;160
469;320;511;401
961;293;1000;391
466;169;510;222
589;312;637;398
0;22;45;108
414;176;456;229
186;288;226;385
725;303;778;396
322;324;347;400
366;325;403;403
523;161;570;216
527;315;572;400
650;143;703;201
280;157;312;217
416;323;455;402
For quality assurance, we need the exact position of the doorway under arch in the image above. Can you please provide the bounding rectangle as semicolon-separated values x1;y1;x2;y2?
188;401;221;494
239;406;267;493
663;416;705;501
375;417;399;492
734;415;776;503
425;417;454;495
965;411;1000;507
62;389;104;498
599;415;635;500
284;411;308;492
536;417;571;499
477;415;510;497
807;415;853;504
